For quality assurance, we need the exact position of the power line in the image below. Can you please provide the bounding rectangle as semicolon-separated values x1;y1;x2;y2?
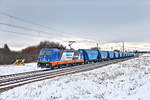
0;22;63;36
0;12;101;42
0;11;89;38
0;29;57;39
0;12;69;35
0;29;35;37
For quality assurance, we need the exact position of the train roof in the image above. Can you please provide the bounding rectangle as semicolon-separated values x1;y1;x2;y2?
40;48;60;51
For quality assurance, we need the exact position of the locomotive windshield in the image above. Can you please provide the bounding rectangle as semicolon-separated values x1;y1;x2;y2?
40;50;51;55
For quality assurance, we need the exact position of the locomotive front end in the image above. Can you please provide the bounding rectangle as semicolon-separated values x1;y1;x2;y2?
38;49;52;68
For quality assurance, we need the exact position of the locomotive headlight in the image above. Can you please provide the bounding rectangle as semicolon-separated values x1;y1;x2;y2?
46;64;50;66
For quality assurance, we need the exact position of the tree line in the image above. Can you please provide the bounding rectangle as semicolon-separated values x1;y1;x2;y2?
0;41;65;65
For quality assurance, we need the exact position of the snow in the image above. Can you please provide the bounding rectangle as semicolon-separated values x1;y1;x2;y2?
1;54;150;100
0;63;40;76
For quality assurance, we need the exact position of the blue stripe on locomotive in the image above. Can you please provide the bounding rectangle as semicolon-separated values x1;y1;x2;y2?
79;49;99;61
99;51;109;60
108;51;115;59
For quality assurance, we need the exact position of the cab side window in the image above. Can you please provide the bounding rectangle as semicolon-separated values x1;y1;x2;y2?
54;52;57;56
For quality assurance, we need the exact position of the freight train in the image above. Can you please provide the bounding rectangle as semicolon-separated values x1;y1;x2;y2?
37;48;135;69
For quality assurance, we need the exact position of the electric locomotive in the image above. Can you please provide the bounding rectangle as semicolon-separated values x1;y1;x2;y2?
37;48;84;69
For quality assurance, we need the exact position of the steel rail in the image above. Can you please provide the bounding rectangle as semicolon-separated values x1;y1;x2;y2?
0;69;49;79
0;57;136;90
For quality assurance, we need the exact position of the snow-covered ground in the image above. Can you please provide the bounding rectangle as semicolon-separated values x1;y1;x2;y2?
0;63;40;76
0;54;150;100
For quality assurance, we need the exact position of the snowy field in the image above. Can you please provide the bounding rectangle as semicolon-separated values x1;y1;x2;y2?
0;63;39;76
1;54;150;100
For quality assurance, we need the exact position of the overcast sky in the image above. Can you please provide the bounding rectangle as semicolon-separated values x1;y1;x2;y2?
0;0;150;50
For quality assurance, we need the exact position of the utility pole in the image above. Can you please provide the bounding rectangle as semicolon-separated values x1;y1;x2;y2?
123;41;125;52
111;47;113;51
97;43;99;50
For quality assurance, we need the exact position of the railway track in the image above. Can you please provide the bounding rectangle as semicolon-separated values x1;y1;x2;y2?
0;57;136;92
